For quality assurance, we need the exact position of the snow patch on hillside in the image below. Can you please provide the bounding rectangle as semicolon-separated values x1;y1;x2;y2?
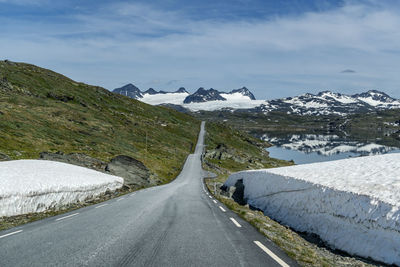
141;92;189;105
182;99;266;111
318;92;358;104
219;92;252;101
0;160;124;217
224;154;400;265
140;91;265;111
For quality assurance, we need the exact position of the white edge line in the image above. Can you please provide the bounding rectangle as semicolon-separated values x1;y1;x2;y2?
213;200;217;204
95;204;108;209
117;198;124;202
219;206;226;212
55;213;79;221
254;241;290;267
230;217;242;228
0;230;23;239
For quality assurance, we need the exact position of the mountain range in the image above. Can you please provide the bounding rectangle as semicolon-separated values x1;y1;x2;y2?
112;84;400;116
112;84;255;103
257;90;400;116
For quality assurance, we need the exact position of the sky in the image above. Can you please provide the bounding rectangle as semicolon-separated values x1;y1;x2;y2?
1;0;400;99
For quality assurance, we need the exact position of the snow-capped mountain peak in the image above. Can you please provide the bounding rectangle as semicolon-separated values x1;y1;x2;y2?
229;87;256;100
113;83;143;99
183;88;227;104
144;88;158;95
176;87;188;94
112;83;399;115
352;90;397;107
258;90;400;116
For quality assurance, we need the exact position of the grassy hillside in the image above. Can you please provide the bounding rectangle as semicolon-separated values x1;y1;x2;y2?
203;121;292;178
0;60;200;183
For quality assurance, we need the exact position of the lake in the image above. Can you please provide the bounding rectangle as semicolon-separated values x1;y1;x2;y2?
264;133;400;164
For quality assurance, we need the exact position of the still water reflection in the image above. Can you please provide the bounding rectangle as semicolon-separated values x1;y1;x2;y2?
264;134;400;164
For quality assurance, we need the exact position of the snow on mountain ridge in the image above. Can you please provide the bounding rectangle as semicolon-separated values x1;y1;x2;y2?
183;87;226;104
267;90;400;115
112;84;400;115
141;91;189;106
112;83;260;110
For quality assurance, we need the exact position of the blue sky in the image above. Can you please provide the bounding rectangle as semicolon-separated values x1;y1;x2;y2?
1;0;400;99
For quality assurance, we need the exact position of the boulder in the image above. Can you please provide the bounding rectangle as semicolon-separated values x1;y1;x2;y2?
106;155;150;187
0;152;10;161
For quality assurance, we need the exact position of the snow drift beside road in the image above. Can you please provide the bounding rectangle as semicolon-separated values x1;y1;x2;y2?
0;160;124;217
224;154;400;265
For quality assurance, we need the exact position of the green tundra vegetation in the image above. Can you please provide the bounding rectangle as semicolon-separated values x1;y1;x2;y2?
0;60;200;183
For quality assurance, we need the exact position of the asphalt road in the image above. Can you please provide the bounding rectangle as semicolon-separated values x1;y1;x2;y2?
0;121;298;267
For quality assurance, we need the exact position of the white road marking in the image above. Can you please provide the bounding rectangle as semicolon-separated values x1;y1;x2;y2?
254;241;290;267
95;204;108;209
117;198;125;202
55;213;79;221
219;206;226;212
208;196;212;199
0;230;23;239
213;200;217;204
230;217;242;228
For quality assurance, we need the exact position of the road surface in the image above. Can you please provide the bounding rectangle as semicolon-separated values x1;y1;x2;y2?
0;122;298;266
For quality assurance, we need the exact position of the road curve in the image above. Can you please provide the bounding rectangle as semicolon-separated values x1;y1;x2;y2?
0;121;298;266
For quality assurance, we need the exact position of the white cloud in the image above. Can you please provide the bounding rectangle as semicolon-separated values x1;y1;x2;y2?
0;0;48;5
1;1;400;99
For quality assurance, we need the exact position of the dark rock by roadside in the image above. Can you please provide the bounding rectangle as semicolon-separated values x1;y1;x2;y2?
106;155;151;187
204;143;247;163
0;152;10;161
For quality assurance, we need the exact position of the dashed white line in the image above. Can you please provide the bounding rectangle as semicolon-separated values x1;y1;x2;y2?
230;217;242;228
0;230;23;239
254;241;290;267
213;200;217;204
55;213;79;221
208;196;212;199
95;204;108;209
219;206;226;212
117;198;125;202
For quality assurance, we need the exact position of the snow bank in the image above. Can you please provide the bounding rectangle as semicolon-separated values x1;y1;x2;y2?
224;154;400;265
0;160;124;217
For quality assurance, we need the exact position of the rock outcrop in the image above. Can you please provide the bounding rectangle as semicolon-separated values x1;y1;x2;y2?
39;152;152;188
106;155;151;187
0;152;10;161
